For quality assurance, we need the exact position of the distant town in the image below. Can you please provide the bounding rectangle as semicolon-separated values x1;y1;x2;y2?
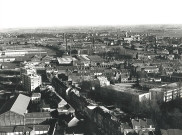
0;25;182;135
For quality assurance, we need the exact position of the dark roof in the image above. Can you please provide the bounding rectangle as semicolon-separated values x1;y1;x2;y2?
139;119;147;127
87;55;104;62
146;119;154;126
171;73;182;78
0;94;30;115
132;119;140;127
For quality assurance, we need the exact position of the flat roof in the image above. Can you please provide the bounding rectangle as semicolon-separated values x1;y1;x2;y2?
150;82;181;92
102;83;148;95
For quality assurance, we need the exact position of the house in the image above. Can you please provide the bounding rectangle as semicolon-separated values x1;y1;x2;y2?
41;55;53;64
131;118;155;133
0;94;30;126
30;55;42;63
120;73;130;83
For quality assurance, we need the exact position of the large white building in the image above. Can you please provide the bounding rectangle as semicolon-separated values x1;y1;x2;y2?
22;74;42;92
20;67;36;81
149;82;182;102
20;67;36;76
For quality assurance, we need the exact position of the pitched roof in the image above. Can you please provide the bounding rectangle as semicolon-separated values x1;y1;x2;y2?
146;119;154;126
41;55;53;60
132;119;140;127
68;117;80;127
132;119;154;128
58;98;67;107
0;94;30;115
139;119;147;127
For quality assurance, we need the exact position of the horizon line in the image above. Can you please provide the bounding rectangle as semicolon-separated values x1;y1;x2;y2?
1;24;182;30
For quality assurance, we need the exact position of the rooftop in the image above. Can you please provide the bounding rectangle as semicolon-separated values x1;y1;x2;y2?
132;118;154;128
87;55;104;62
57;56;76;64
150;82;181;92
0;94;30;115
32;92;41;97
25;112;51;119
103;83;148;95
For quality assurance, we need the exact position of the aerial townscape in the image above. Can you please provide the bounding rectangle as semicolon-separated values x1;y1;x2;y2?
0;25;182;135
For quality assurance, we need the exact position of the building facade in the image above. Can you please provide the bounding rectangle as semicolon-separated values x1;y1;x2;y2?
22;74;42;92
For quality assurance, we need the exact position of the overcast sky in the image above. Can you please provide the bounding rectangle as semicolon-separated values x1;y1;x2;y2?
0;0;182;29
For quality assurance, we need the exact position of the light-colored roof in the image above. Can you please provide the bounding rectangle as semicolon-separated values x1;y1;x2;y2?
10;94;30;115
32;93;41;97
58;99;67;107
103;83;148;95
68;117;80;127
57;57;73;64
150;82;180;92
0;94;30;116
99;106;110;113
87;105;97;110
79;54;90;61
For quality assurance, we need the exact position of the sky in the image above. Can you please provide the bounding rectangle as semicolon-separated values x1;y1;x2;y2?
0;0;182;29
